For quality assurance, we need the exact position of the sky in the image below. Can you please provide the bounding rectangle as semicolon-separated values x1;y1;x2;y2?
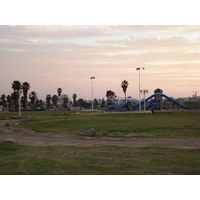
1;25;200;100
1;1;199;197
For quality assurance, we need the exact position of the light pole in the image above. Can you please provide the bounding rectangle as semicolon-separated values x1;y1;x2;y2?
67;97;70;110
136;67;145;111
15;89;23;118
140;89;148;112
90;77;95;110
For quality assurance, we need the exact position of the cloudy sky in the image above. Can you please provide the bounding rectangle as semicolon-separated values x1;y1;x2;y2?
1;25;200;100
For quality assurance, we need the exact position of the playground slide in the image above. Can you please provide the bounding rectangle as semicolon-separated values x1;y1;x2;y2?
161;94;190;110
146;100;156;110
105;105;115;111
132;95;155;110
114;103;129;111
105;103;130;111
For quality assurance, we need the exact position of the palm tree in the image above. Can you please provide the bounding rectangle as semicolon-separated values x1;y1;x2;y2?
63;98;68;109
52;95;58;107
22;82;30;111
101;98;106;107
12;80;21;91
39;99;43;109
6;95;12;110
121;80;129;100
72;94;77;108
29;91;37;109
94;98;98;107
57;88;62;96
1;94;6;110
77;98;84;109
11;80;21;110
46;94;51;110
35;99;40;108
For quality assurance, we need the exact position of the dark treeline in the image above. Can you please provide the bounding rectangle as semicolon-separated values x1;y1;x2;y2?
1;80;129;111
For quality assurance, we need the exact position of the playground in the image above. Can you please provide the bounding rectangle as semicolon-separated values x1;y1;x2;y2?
105;88;191;112
0;88;200;175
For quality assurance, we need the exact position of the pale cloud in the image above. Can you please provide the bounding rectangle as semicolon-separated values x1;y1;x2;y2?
1;25;200;99
98;37;192;52
146;60;200;66
25;38;38;43
102;25;200;35
0;25;108;39
10;48;26;52
0;38;13;43
48;39;55;43
1;25;200;41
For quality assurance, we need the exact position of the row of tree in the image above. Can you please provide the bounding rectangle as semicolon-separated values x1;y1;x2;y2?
1;81;31;111
0;80;63;111
0;79;129;111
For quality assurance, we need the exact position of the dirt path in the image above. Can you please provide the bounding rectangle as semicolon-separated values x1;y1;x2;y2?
0;119;200;148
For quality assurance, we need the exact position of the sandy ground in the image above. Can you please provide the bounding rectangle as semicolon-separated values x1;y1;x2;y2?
0;119;200;149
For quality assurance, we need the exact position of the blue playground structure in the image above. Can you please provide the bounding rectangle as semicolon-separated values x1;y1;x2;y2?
105;101;132;111
105;88;190;111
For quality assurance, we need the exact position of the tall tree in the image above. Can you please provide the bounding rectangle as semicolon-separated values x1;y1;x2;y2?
11;80;21;109
29;91;37;109
94;98;98;107
106;90;117;100
20;96;25;110
1;94;6;110
101;98;106;107
52;95;58;107
72;94;77;108
77;98;84;109
57;88;62;97
121;80;129;100
22;82;30;111
46;94;51;110
6;95;12;110
35;99;40;108
63;98;69;109
39;99;43;108
106;90;117;106
12;80;21;91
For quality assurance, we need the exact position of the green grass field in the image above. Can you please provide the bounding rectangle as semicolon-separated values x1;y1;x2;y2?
0;110;200;175
0;144;200;175
0;110;75;118
19;112;200;138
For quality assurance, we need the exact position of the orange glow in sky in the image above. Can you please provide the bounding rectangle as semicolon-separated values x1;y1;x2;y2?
1;25;200;100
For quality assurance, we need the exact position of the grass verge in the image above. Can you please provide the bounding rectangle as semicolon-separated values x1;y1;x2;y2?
21;112;200;138
0;110;81;118
0;143;199;175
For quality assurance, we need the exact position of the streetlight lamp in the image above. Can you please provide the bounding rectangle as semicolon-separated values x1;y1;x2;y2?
90;77;95;110
140;89;148;112
136;67;145;111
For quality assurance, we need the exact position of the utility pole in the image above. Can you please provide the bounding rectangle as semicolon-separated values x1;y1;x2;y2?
90;77;95;110
136;67;145;111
